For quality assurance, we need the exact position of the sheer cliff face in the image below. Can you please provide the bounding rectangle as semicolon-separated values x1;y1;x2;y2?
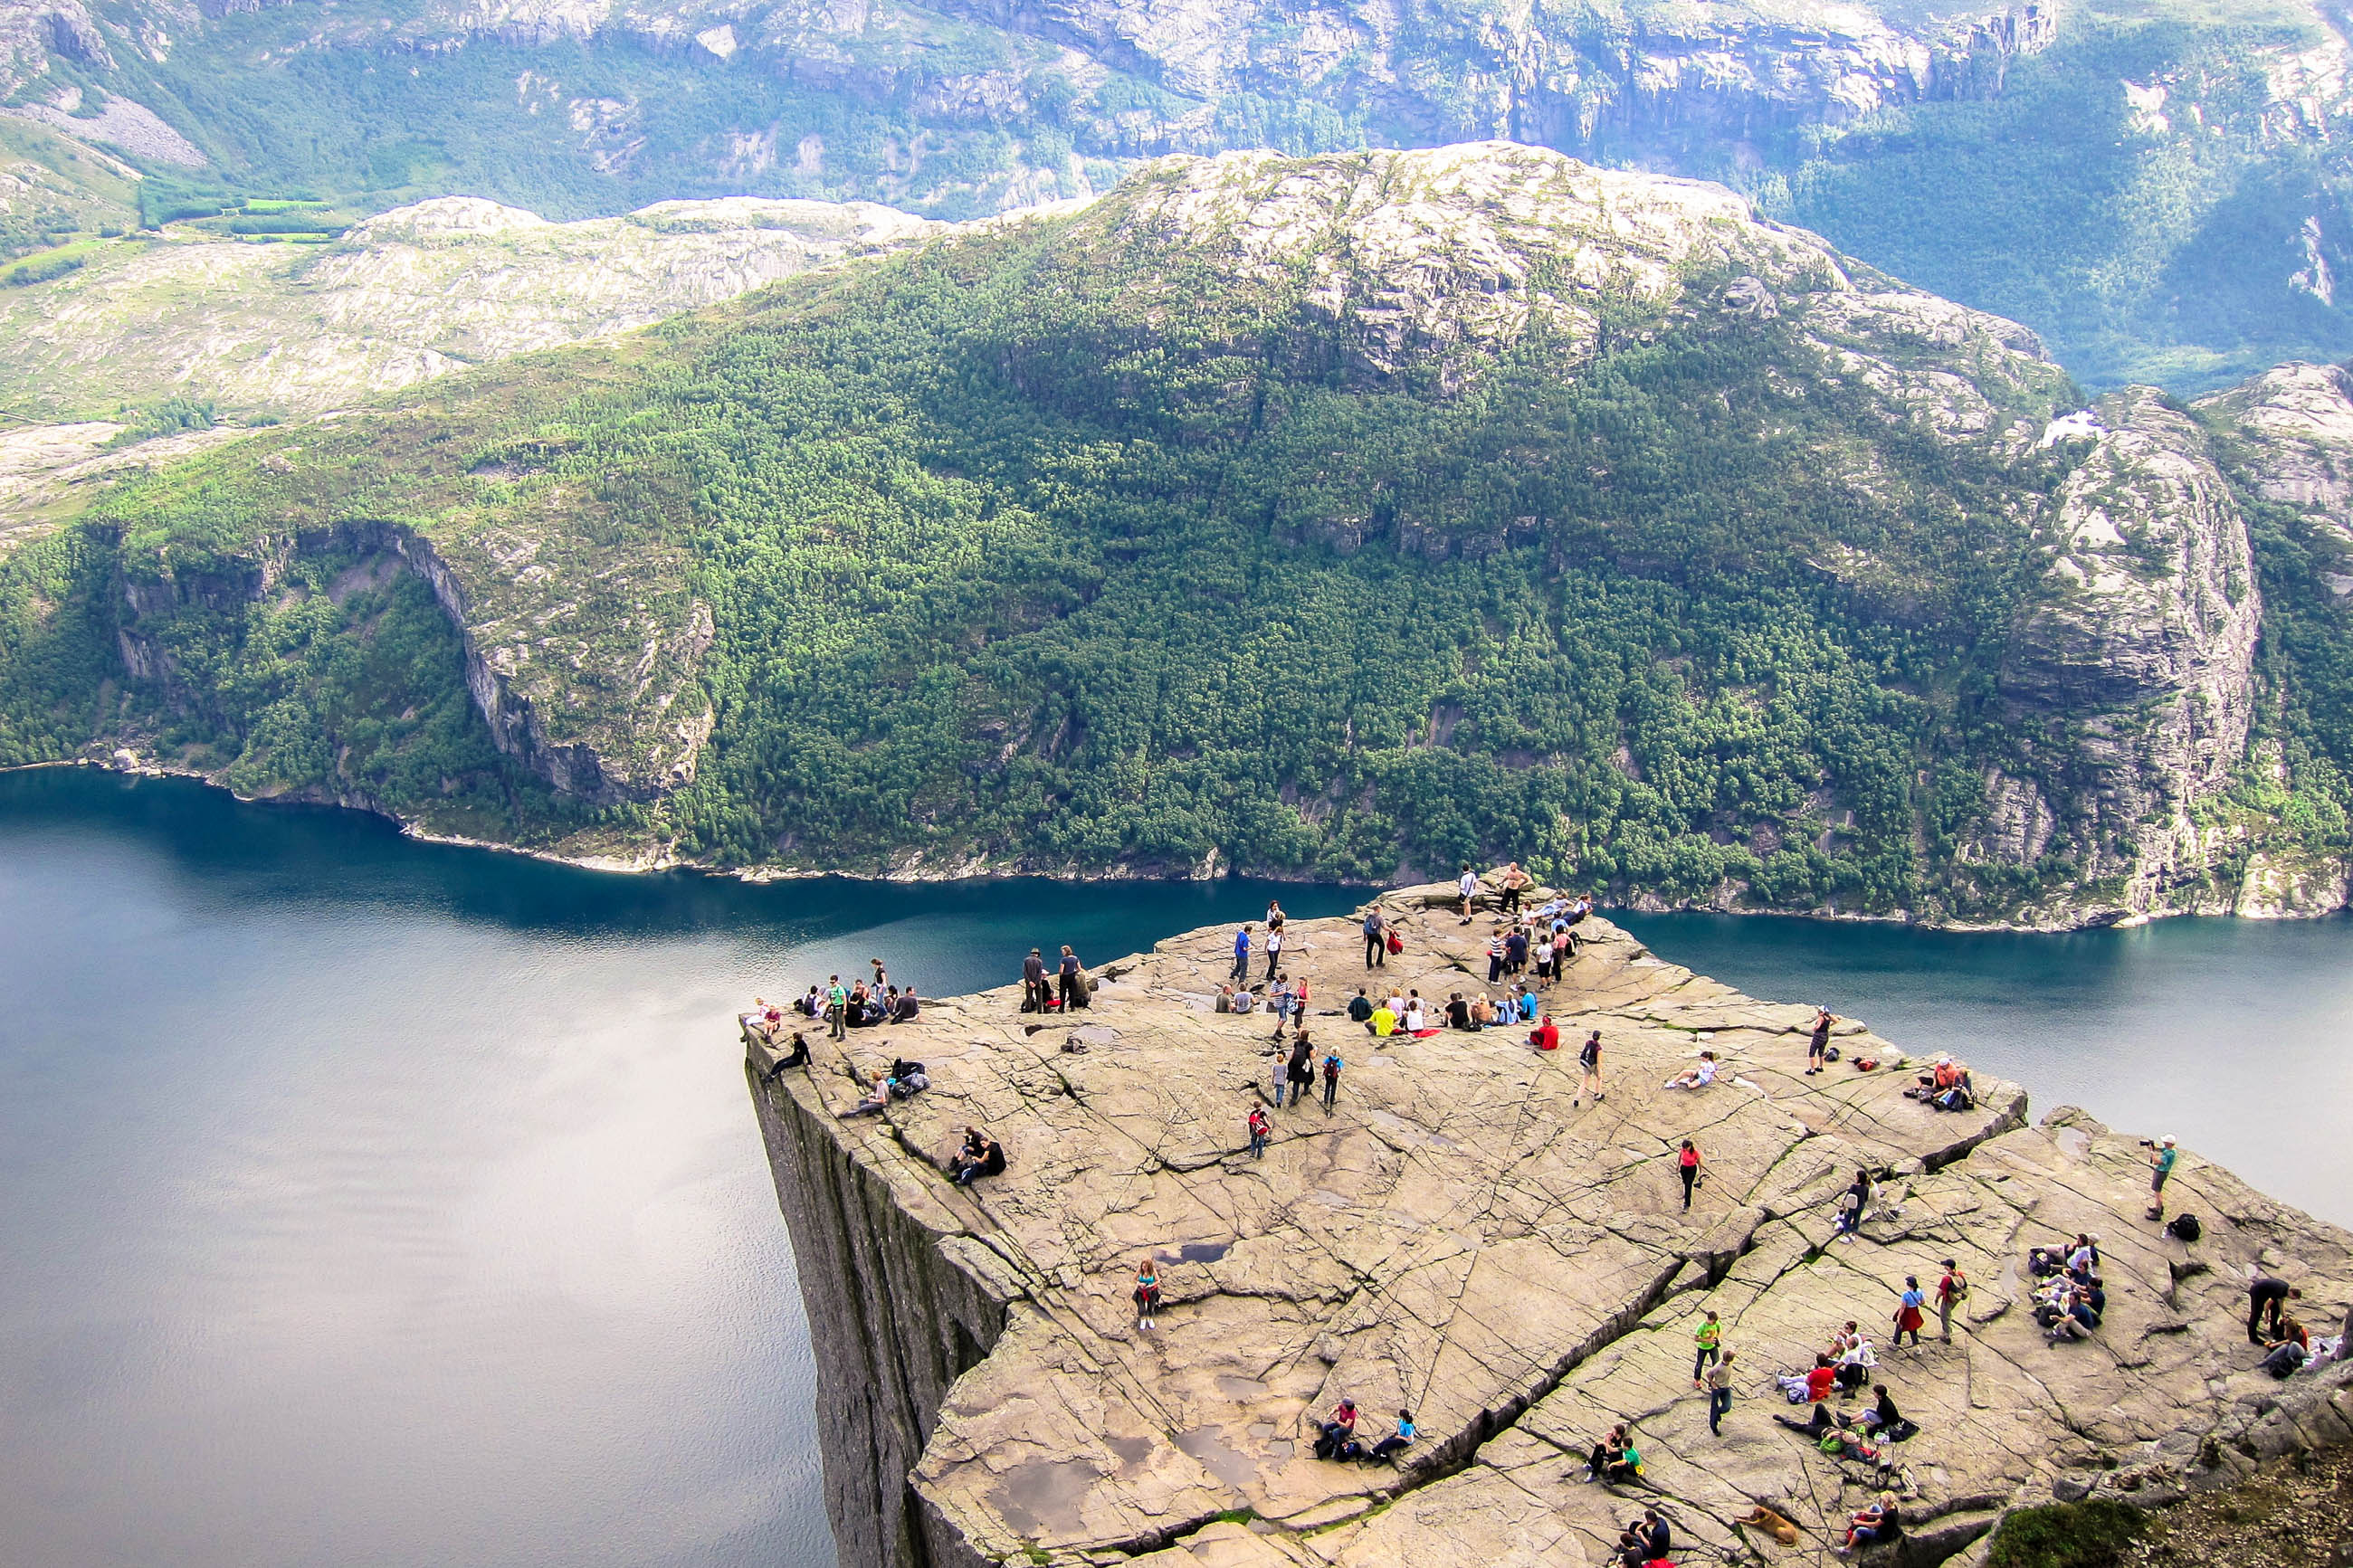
1986;391;2267;923
747;897;2353;1568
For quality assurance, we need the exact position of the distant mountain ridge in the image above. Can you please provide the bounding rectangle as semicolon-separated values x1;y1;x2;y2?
6;142;2350;927
5;0;2353;392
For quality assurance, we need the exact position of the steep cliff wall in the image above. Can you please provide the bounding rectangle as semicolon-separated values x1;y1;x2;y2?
747;890;2353;1567
749;1060;1020;1568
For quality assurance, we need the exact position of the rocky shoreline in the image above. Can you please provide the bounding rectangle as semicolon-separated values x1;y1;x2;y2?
14;757;2348;934
745;886;2353;1568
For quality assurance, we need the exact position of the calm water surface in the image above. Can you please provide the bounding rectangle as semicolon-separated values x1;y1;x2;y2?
3;768;2348;1567
0;769;1357;1568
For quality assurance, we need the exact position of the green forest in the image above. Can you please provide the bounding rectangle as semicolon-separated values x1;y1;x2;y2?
5;157;2352;917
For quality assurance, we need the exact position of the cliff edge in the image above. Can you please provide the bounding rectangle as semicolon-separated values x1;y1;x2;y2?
746;889;2353;1567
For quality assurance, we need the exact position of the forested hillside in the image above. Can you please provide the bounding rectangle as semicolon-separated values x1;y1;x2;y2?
5;145;2348;924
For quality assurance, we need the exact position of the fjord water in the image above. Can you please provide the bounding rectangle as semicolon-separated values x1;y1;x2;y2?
2;771;2349;1568
0;768;1360;1568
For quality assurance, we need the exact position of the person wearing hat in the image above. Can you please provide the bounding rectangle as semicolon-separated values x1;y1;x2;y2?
2147;1134;2178;1220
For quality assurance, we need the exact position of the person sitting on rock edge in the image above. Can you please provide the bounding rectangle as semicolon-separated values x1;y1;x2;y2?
1369;1410;1415;1462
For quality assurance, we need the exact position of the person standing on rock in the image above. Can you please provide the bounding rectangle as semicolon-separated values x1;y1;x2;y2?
1362;907;1386;969
1893;1276;1927;1347
1577;1029;1603;1107
1058;946;1084;1011
1692;1308;1722;1385
1264;922;1287;983
1232;924;1252;984
2147;1134;2178;1220
1936;1259;1967;1344
1457;863;1478;924
1807;1006;1835;1074
1247;1102;1270;1159
826;974;849;1041
1023;948;1047;1012
1706;1351;1736;1436
1321;1047;1343;1113
1677;1139;1703;1210
1287;1038;1315;1108
1270;1044;1290;1108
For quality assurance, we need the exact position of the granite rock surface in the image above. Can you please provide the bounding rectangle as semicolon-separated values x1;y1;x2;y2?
748;888;2353;1567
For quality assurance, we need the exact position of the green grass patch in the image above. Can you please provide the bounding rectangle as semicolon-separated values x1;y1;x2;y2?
4;239;104;287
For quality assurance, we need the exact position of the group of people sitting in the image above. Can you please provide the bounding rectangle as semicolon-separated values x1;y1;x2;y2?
2027;1233;2107;1342
948;1125;1005;1186
1311;1398;1415;1464
1902;1055;1977;1113
791;972;920;1031
1582;1424;1643;1485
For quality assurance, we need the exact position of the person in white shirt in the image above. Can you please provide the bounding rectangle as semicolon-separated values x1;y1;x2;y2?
1457;864;1479;925
1665;1050;1720;1090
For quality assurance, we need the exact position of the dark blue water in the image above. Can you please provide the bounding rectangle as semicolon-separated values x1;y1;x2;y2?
2;768;2348;1567
0;768;1357;1568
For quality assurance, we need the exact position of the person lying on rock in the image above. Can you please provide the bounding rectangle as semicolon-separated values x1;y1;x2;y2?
1664;1051;1719;1090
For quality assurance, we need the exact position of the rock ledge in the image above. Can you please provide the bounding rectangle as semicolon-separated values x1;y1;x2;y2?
747;889;2353;1568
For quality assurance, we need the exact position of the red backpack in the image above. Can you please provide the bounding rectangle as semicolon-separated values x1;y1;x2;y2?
1386;929;1404;955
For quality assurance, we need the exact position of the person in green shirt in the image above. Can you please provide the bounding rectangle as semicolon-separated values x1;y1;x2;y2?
1692;1308;1722;1386
826;974;849;1041
2148;1134;2178;1220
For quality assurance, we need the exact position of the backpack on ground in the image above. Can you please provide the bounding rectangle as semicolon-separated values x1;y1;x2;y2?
2166;1212;2202;1242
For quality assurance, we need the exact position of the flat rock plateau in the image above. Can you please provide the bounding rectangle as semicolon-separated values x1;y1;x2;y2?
751;888;2353;1568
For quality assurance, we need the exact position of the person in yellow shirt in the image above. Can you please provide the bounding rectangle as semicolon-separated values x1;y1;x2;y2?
1370;1002;1398;1040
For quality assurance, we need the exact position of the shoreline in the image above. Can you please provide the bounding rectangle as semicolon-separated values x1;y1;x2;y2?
7;754;2340;933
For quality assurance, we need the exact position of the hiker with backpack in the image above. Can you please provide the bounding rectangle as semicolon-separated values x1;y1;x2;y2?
1321;1047;1343;1113
1936;1259;1968;1343
1247;1103;1270;1159
1577;1029;1603;1107
1286;1038;1315;1109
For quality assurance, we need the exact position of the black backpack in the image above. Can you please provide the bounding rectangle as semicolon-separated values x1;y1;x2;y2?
2166;1212;2202;1243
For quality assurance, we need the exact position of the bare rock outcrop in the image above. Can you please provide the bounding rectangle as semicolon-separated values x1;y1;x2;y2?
748;893;2353;1567
1985;390;2263;923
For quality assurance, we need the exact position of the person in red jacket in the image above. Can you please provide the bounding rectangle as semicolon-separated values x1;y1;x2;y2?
1529;1014;1560;1051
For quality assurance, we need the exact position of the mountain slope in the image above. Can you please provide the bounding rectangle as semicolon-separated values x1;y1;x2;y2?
0;191;947;421
5;0;2353;393
6;143;2345;923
